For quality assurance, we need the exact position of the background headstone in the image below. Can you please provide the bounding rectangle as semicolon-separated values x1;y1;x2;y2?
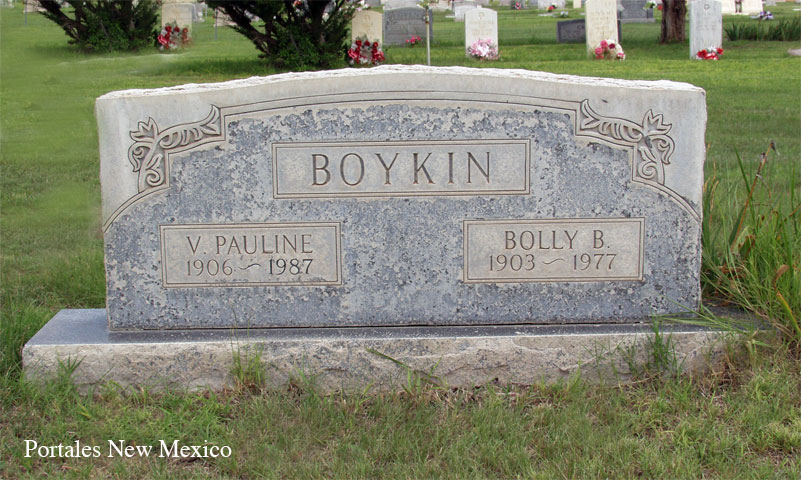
24;0;44;12
619;0;654;22
557;18;621;42
364;0;382;6
465;7;498;54
585;0;619;53
454;2;478;21
383;6;433;44
538;0;567;8
162;3;195;32
352;10;384;43
573;0;583;8
740;0;762;12
720;0;735;13
383;0;418;9
214;8;236;27
765;0;776;6
689;0;722;58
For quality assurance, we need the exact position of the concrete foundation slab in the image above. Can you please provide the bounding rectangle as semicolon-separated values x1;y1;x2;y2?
24;309;728;392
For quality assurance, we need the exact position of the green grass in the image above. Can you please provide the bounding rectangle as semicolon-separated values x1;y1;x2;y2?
1;3;800;477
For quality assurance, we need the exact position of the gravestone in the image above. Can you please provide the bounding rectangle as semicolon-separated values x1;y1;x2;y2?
689;0;722;58
585;0;619;53
24;0;44;12
383;0;418;9
383;6;433;45
538;0;567;8
193;3;205;22
573;0;583;8
25;66;717;391
162;3;195;32
465;7;498;54
720;0;735;13
740;0;761;13
557;18;621;42
365;0;382;6
352;10;383;43
214;9;236;27
454;3;478;21
765;0;775;6
430;0;452;10
619;0;654;22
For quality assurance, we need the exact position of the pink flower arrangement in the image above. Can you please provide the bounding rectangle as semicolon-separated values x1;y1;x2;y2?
467;38;499;61
405;35;422;46
696;46;723;60
157;22;191;51
348;36;385;66
593;38;625;60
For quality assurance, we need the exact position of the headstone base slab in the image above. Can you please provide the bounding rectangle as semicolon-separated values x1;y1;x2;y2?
24;309;728;392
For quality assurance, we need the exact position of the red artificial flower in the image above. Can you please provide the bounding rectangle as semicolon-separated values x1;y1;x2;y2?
717;47;723;54
158;34;168;46
166;25;172;32
373;42;378;48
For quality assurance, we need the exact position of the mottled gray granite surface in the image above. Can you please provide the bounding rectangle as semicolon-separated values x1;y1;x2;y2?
98;67;706;330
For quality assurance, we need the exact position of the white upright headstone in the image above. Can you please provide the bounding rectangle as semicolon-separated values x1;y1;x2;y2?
465;7;498;55
720;0;735;13
538;0;567;8
162;3;196;33
740;0;761;13
585;0;619;53
351;10;384;43
690;0;722;58
573;0;582;8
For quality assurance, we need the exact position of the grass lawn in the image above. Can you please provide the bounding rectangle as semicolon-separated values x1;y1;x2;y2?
1;3;800;478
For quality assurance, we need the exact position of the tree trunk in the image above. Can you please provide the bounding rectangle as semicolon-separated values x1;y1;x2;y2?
659;0;687;43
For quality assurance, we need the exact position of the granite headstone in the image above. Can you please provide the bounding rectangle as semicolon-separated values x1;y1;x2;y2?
557;18;622;42
689;0;722;58
619;0;655;22
352;10;383;43
162;3;195;33
465;7;498;54
383;6;433;45
23;66;715;391
454;3;478;21
93;66;705;331
585;0;619;53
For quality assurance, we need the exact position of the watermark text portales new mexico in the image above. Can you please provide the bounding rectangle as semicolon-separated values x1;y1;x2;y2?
24;439;232;458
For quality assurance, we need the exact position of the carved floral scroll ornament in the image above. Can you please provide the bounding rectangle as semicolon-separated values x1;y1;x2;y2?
577;100;675;186
127;106;223;193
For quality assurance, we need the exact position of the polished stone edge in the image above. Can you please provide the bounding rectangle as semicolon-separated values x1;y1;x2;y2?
23;309;733;392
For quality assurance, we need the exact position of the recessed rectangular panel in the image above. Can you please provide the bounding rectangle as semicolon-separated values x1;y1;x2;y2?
272;140;530;198
463;218;644;283
160;223;341;287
